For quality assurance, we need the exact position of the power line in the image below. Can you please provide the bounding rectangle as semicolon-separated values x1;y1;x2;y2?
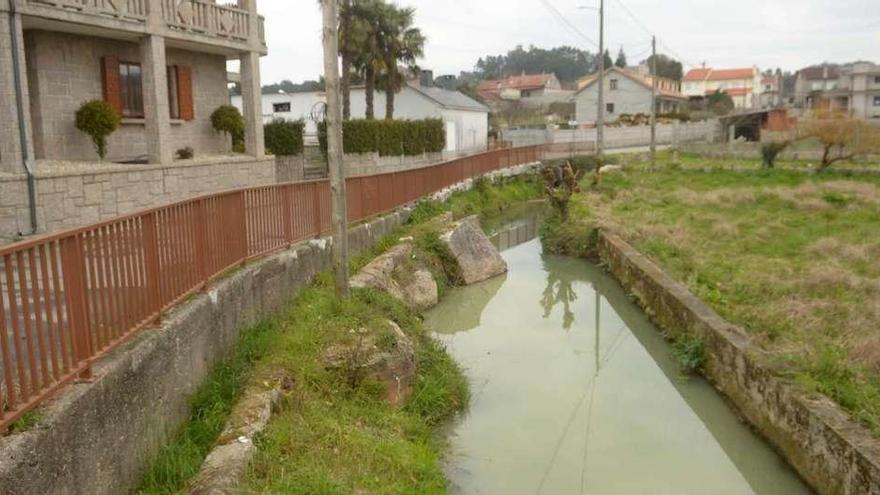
609;0;652;36
537;0;600;48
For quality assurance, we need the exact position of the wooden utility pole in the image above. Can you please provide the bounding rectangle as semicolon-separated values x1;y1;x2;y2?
322;0;350;297
650;35;657;168
596;0;605;157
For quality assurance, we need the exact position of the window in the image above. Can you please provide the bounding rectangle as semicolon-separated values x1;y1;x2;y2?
273;102;291;113
874;96;880;106
609;79;618;90
522;90;532;98
875;76;880;84
119;62;143;117
167;65;180;119
606;103;615;113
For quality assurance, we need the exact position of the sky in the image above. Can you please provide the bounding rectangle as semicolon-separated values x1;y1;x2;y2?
255;0;880;85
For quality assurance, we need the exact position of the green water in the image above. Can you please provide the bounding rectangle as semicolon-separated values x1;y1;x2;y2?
425;232;812;495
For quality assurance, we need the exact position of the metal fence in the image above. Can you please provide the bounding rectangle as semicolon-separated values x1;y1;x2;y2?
0;145;541;429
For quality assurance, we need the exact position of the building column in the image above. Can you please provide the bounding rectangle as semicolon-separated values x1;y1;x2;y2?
0;7;35;174
140;34;172;164
239;50;264;158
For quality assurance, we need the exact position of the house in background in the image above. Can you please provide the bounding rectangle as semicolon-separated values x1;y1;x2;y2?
235;79;490;154
822;62;880;122
682;67;762;108
793;64;840;108
573;67;687;123
759;74;783;108
0;0;267;172
477;72;573;108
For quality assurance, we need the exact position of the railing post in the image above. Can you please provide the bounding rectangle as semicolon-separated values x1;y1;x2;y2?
141;212;162;317
195;199;211;283
238;190;249;259
60;235;93;380
312;182;322;237
282;184;293;245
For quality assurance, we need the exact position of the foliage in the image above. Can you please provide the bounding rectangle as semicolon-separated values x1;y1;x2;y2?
210;105;245;152
657;111;691;122
260;78;325;95
707;89;735;115
264;119;305;156
175;146;194;160
614;47;627;68
408;199;447;224
602;49;613;70
761;141;789;168
797;110;880;170
646;53;684;81
541;161;582;220
318;118;444;156
475;45;597;82
74;100;120;160
671;335;706;375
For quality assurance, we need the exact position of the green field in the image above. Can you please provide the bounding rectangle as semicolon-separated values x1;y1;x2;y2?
555;154;880;434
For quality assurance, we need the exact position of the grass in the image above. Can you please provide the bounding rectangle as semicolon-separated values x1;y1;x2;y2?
618;148;880;173
548;154;880;434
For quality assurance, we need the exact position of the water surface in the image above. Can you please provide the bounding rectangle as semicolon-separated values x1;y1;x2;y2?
425;230;812;495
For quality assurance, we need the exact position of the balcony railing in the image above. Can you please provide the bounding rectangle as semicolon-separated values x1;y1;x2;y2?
24;0;266;48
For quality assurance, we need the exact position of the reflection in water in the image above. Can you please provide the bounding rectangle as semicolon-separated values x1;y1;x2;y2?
425;237;812;495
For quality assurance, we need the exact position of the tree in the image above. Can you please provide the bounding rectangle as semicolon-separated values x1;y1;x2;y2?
211;105;245;152
602;49;613;72
646;54;683;80
798;111;880;170
473;45;595;83
615;47;627;68
376;2;425;119
75;100;120;160
349;0;385;119
707;89;734;115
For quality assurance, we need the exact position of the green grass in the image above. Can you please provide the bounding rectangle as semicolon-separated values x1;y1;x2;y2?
546;162;880;434
138;319;281;494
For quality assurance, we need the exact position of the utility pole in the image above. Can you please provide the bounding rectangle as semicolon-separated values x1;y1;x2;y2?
322;0;350;297
596;0;605;157
650;35;657;168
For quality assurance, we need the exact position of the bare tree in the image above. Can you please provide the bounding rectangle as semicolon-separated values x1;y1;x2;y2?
798;110;880;170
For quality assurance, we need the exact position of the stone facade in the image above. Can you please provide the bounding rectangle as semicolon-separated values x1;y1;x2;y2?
0;156;276;242
24;30;231;163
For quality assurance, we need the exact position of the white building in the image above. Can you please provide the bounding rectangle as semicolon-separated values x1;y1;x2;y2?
232;83;490;154
682;67;763;108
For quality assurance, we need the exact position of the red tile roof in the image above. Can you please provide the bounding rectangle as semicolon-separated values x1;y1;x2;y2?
476;74;556;96
684;68;756;81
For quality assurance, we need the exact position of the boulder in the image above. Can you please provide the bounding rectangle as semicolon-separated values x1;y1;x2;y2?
350;242;439;310
441;215;507;285
323;321;416;407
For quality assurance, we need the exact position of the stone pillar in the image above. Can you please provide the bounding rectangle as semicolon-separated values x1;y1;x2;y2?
140;34;172;164
0;7;35;174
239;50;264;158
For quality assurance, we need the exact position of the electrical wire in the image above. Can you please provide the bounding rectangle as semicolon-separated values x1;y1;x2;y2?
537;0;600;48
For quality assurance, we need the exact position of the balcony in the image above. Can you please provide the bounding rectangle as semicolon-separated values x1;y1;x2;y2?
17;0;266;54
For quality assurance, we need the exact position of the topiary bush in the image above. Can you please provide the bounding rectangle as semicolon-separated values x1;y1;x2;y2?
264;119;304;156
211;105;245;153
74;100;121;160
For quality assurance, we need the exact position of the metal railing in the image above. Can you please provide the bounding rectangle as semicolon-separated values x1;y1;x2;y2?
0;145;541;429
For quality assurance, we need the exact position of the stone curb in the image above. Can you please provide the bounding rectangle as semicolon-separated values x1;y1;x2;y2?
596;230;880;495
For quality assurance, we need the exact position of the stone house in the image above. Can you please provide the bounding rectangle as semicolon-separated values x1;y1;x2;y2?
573;67;687;124
0;0;268;241
820;62;880;122
793;64;840;109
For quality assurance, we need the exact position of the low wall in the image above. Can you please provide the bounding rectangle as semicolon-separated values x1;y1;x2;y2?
0;155;276;243
501;120;720;149
680;142;880;164
596;231;880;495
0;208;411;495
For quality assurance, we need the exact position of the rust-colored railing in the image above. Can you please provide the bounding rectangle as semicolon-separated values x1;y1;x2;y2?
0;145;541;429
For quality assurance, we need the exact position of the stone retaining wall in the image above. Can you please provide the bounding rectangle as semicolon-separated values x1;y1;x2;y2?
597;231;880;495
0;208;411;495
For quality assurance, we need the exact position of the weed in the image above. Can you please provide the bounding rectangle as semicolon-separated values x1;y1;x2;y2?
5;409;43;434
408;199;448;225
671;335;706;375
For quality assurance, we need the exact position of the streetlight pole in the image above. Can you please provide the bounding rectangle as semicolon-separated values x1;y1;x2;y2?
321;0;350;298
596;0;605;157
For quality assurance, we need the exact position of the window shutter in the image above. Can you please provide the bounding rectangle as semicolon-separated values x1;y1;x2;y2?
101;56;122;114
177;65;194;121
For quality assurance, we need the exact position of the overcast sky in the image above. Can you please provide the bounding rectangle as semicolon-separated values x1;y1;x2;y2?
256;0;879;84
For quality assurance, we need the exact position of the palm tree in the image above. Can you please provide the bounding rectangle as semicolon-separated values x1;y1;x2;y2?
376;3;425;119
349;0;385;119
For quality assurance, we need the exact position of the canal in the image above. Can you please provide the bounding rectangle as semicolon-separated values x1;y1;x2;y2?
424;219;812;495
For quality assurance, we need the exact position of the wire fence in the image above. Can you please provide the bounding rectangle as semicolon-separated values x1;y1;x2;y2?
0;145;541;429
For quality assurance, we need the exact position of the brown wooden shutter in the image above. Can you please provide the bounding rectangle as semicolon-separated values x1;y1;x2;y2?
101;56;122;114
177;65;194;121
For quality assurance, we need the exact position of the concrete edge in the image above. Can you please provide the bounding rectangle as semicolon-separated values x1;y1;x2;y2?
596;230;880;495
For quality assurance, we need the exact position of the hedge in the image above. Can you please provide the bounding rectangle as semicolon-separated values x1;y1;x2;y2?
319;119;445;157
264;119;305;156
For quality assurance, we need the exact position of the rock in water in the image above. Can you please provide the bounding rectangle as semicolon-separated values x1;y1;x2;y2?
441;215;508;285
350;242;439;310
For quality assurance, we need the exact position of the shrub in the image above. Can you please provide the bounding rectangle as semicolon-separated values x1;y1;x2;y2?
760;141;789;168
319;119;446;157
672;335;706;375
176;146;194;160
74;100;121;160
211;105;245;152
264;119;304;156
